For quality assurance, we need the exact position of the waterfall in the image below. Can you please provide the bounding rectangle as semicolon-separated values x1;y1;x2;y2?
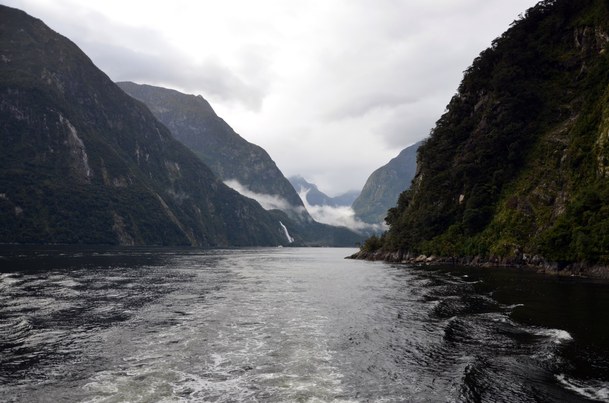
279;221;294;243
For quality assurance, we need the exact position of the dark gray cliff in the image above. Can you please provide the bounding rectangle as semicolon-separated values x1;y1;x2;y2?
0;5;287;246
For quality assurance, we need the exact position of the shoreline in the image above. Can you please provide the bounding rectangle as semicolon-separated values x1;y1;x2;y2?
348;249;609;280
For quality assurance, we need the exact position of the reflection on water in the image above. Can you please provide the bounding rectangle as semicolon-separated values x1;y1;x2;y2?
0;246;608;402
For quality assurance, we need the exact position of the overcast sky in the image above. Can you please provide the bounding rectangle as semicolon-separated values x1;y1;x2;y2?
5;0;539;196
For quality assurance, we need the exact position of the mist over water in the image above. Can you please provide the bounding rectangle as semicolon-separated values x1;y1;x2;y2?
1;247;608;402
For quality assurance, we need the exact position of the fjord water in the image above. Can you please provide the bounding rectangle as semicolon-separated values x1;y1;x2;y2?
1;247;608;402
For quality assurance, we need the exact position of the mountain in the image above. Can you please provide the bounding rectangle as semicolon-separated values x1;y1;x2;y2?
0;5;289;246
356;0;609;270
116;82;364;246
351;141;422;224
116;81;307;221
289;175;360;207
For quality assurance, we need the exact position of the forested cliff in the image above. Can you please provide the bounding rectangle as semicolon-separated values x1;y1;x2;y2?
357;0;609;270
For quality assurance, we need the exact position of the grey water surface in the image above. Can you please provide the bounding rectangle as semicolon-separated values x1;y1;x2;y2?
1;246;608;402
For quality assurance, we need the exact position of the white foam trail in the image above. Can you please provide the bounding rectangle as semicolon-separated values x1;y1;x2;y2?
279;221;294;243
535;328;573;344
556;374;609;402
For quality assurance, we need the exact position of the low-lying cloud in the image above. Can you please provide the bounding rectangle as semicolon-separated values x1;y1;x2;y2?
224;179;295;211
298;190;385;234
225;179;384;234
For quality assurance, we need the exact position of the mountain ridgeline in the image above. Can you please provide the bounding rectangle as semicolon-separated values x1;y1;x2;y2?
357;0;609;270
352;141;421;225
0;5;290;246
116;82;307;221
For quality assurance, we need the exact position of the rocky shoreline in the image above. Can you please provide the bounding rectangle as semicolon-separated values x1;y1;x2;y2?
348;249;609;280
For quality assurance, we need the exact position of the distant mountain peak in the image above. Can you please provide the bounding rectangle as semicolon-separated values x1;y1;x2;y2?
288;176;359;207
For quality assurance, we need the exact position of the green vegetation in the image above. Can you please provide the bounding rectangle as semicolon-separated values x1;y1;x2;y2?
363;0;609;265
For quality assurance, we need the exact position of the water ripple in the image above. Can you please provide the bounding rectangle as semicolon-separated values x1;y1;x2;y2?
0;247;607;402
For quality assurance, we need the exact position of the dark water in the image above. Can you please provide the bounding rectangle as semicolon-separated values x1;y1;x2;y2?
1;246;608;402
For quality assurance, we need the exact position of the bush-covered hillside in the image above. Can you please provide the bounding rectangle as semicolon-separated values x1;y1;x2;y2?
363;0;609;266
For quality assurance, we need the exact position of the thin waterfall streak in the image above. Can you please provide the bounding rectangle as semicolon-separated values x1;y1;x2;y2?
279;221;294;243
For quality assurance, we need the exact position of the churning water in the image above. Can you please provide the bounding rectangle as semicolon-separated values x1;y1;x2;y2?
1;246;609;402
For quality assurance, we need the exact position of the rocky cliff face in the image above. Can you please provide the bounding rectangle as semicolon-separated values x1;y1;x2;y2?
116;82;308;221
351;141;421;224
359;0;609;269
0;5;287;246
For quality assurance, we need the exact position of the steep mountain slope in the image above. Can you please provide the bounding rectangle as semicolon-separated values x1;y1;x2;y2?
332;190;361;207
352;141;421;224
289;175;359;207
117;81;364;246
358;0;609;268
0;5;287;246
116;82;307;220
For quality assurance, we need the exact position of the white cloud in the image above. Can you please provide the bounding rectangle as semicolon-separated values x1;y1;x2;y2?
223;179;294;211
298;190;384;234
223;179;313;224
225;179;382;234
